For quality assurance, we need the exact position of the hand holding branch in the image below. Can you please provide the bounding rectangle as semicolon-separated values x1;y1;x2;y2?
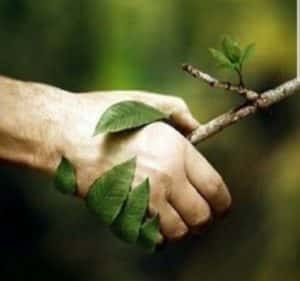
182;36;299;144
0;36;298;252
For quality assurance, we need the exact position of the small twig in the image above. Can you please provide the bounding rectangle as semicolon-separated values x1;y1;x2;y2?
182;64;259;101
236;68;245;88
188;78;300;145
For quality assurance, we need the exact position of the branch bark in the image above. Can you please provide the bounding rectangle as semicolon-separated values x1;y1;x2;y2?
183;65;300;145
182;64;259;101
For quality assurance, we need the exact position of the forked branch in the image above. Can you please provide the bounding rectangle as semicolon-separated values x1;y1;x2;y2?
182;64;300;145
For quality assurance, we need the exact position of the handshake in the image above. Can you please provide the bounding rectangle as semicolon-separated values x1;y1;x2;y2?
53;96;231;252
2;39;296;252
0;76;231;252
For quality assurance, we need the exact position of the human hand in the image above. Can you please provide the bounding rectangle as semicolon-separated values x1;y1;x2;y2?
57;91;231;242
0;75;231;247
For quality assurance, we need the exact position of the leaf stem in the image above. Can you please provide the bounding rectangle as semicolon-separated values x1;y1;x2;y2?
236;68;245;88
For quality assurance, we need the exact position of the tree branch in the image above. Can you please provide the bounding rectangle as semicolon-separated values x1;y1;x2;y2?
182;64;259;101
183;65;300;145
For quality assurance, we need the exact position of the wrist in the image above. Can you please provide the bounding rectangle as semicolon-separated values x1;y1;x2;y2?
0;77;76;174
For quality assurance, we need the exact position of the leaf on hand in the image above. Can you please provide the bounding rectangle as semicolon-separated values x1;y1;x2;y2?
111;178;150;243
54;157;77;194
209;48;235;70
222;36;242;63
86;158;136;225
94;101;168;135
240;43;255;65
138;215;162;253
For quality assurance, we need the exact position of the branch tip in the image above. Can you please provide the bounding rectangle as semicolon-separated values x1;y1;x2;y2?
189;78;300;145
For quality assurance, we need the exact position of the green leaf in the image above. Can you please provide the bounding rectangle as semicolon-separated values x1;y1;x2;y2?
222;36;241;63
209;48;235;70
54;157;77;194
138;215;162;253
111;179;150;243
240;43;255;65
233;62;241;72
86;158;136;225
94;101;168;135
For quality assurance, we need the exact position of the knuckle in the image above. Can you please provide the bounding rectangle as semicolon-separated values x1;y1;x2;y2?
148;202;158;217
206;174;232;214
220;191;232;213
206;174;224;199
167;223;188;241
189;204;212;227
173;97;188;111
149;189;164;210
150;173;173;200
225;193;232;210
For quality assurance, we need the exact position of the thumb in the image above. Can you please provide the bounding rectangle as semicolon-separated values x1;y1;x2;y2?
126;92;200;135
169;109;199;135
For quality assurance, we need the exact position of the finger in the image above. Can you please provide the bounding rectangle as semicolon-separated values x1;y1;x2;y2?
129;92;200;134
185;144;232;215
149;201;188;241
169;102;199;134
169;179;212;228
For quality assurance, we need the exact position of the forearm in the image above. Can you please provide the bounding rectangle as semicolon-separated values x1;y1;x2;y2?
0;75;198;180
0;76;84;174
0;76;152;176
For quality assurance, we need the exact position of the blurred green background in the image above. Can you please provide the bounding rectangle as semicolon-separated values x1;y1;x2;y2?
0;0;298;280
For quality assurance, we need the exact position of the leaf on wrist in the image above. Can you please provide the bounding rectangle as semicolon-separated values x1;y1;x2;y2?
86;157;136;225
138;215;162;253
111;178;150;243
93;101;168;135
54;157;77;195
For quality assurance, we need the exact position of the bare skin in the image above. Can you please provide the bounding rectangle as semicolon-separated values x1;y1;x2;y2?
0;76;231;241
